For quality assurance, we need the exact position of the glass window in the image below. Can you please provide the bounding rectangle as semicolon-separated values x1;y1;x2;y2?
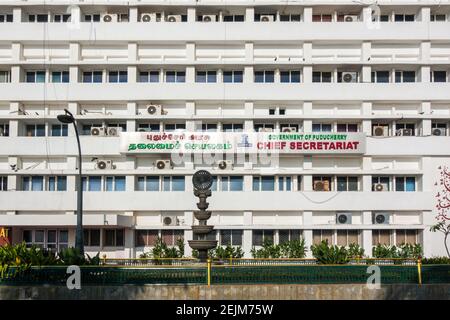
51;71;69;83
172;176;185;191
31;176;44;191
0;176;7;191
252;230;274;246
84;176;102;191
146;176;159;191
433;71;447;82
229;176;243;191
51;124;68;137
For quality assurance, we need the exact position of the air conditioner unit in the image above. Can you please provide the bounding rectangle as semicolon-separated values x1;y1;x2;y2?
96;159;116;170
140;13;157;22
373;126;388;137
167;15;181;22
342;72;358;83
101;13;118;23
260;15;274;22
107;127;122;136
344;15;358;22
147;104;163;115
90;127;107;136
202;15;216;22
373;183;388;192
336;213;352;224
155;159;172;170
216;160;233;170
162;216;177;226
396;128;413;136
314;180;330;191
258;127;273;132
281;127;297;133
432;128;446;136
373;213;390;225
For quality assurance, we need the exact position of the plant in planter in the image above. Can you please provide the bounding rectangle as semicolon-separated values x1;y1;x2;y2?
279;238;307;258
310;240;349;264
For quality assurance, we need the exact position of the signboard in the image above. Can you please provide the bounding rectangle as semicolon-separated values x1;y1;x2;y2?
120;132;366;155
0;227;11;246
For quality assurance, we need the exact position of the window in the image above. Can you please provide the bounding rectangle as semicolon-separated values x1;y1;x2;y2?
313;176;332;191
372;176;390;191
136;230;159;247
372;230;392;245
312;123;332;132
280;14;301;22
279;230;302;244
103;229;124;247
48;176;67;191
278;176;292;191
254;71;274;83
219;230;243;246
223;15;244;22
108;71;127;83
371;71;390;83
164;123;185;132
223;71;243;83
337;176;359;191
0;124;9;136
54;14;71;22
395;71;416;83
254;123;275;132
51;71;69;83
82;176;102;191
253;176;275;191
0;14;13;23
312;230;333;245
280;71;301;83
337;123;358;132
138;123;160;132
26;71;45;83
222;123;243;132
137;176;160;191
162;176;185;191
26;124;45;137
196;71;217;83
84;14;101;22
51;124;68;137
312;71;332;83
396;229;418;245
28;14;49;23
312;14;332;22
105;176;126;191
139;71;159;83
395;123;415;136
336;230;360;246
199;123;217;132
106;123;127;132
394;14;415;22
83;71;102;83
161;230;184;246
81;124;102;135
84;229;101;246
165;71;186;83
252;230;274;246
0;71;10;83
395;177;416;192
432;71;447;82
23;229;68;251
431;14;446;22
221;176;243;191
0;176;7;191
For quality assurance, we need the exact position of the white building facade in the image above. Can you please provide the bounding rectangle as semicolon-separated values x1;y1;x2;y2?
0;0;449;258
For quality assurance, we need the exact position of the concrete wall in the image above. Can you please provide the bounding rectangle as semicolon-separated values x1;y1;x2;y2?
0;284;449;300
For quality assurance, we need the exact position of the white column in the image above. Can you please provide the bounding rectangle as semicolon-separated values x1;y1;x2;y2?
12;7;22;23
66;156;77;192
303;8;313;23
245;42;254;63
244;66;253;83
362;157;372;192
187;7;196;23
362;102;372;135
9;102;20;137
186;42;195;63
186;66;195;83
129;7;139;23
245;8;254;22
421;102;432;136
127;66;137;83
303;211;313;257
243;211;252;257
128;43;137;63
10;66;21;83
67;102;78;137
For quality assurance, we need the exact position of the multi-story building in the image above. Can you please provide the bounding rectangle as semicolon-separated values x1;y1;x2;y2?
0;0;449;258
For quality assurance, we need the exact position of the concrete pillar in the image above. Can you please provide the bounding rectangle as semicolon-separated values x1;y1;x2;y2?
69;66;79;83
362;66;371;83
303;211;313;257
128;43;137;63
186;101;195;117
129;7;138;23
67;102;78;137
186;42;195;63
362;102;372;135
420;66;431;83
127;66;137;83
245;8;254;22
9;102;20;136
362;230;373;257
124;228;134;258
186;66;195;83
421;102;432;136
303;8;313;23
10;66;21;83
11;43;22;63
362;157;372;192
419;7;431;23
187;7;196;23
184;210;193;257
244;66;253;83
244;101;253;117
66;157;77;192
303;66;312;83
12;7;22;23
245;42;254;63
243;211;252;257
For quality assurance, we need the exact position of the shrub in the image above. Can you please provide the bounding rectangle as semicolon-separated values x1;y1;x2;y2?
372;243;422;259
421;256;450;264
211;245;244;259
310;240;350;264
347;243;365;258
139;237;185;263
251;238;307;259
58;247;100;266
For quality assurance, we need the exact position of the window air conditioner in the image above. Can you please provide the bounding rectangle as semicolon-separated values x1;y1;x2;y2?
373;183;388;192
342;72;358;83
155;159;173;170
373;213;390;225
314;180;330;191
107;127;122;136
260;15;274;22
162;216;178;226
373;126;388;137
96;159;116;170
395;128;413;136
344;15;358;22
432;128;446;136
202;15;216;22
147;104;163;115
258;127;273;132
336;213;352;224
216;160;233;170
281;127;297;133
166;15;182;22
90;127;107;136
140;13;157;22
101;13;118;23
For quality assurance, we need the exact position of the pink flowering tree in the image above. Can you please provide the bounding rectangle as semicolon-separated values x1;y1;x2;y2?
432;166;450;257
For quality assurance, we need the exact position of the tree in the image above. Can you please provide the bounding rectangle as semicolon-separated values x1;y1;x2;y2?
432;166;450;257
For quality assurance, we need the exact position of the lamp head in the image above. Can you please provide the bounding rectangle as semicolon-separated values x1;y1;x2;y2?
57;109;75;124
192;170;213;191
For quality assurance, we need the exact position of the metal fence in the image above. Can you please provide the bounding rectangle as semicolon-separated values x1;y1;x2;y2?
0;263;448;286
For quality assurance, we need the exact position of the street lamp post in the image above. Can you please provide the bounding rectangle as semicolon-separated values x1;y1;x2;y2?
57;109;84;254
